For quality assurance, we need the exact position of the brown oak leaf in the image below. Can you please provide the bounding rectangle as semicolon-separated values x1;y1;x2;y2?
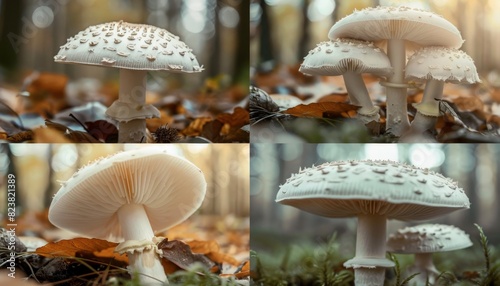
284;102;359;118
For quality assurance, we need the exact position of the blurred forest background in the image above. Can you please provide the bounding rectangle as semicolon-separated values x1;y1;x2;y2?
0;144;249;237
251;0;500;74
0;0;249;111
251;144;500;251
250;0;500;144
1;0;249;85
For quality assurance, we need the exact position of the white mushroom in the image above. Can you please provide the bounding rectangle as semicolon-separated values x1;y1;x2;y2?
276;160;470;286
300;39;393;123
404;47;480;134
48;148;207;285
387;224;473;284
54;21;203;143
329;6;464;135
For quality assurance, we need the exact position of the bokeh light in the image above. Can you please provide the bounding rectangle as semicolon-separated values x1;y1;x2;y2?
307;0;336;22
52;145;78;172
364;144;399;161
32;6;54;28
408;145;445;169
219;6;240;28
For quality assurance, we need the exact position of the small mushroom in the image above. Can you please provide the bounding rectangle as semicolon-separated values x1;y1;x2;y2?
387;224;473;284
54;21;203;143
300;39;392;123
48;148;207;285
403;47;480;135
329;6;464;135
276;160;470;286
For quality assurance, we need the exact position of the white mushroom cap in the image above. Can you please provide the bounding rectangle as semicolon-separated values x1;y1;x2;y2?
48;148;207;240
387;224;473;253
276;160;470;220
299;39;393;77
54;21;203;72
328;6;463;50
406;47;480;84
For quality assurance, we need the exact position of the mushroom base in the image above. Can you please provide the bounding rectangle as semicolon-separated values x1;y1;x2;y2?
343;72;380;124
127;247;168;286
111;69;160;143
357;106;380;124
353;268;385;286
409;112;438;132
118;119;149;143
407;253;439;285
117;204;167;285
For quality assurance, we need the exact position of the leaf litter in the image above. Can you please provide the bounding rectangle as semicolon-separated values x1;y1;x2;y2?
0;71;249;143
251;64;500;142
0;212;249;285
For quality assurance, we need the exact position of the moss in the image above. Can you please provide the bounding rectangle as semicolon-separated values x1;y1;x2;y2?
168;263;242;286
252;226;500;286
252;235;353;285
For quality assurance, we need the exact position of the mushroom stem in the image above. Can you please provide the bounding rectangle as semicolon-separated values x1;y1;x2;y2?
119;69;147;143
385;39;410;136
344;214;394;286
355;214;387;258
105;69;160;143
343;71;380;123
117;204;167;285
409;79;445;132
410;252;439;284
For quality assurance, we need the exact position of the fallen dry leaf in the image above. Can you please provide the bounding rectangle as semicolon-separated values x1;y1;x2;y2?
181;117;213;137
25;72;68;101
22;72;69;116
317;94;349;103
207;251;239;266
220;261;250;279
36;238;118;258
7;130;34;142
33;127;70;143
200;119;224;141
158;239;215;270
187;240;220;255
44;120;101;143
216;107;250;129
284;102;359;118
453;96;484;112
93;246;128;263
85;120;118;142
186;240;239;266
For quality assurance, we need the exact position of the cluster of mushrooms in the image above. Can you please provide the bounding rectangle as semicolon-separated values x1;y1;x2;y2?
48;148;207;285
300;6;480;138
54;21;203;143
276;160;473;285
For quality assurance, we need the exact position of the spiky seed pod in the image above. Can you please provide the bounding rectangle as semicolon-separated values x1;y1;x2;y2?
153;125;180;143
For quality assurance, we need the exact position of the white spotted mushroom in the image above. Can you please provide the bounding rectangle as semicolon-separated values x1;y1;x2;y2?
328;6;464;136
54;21;203;143
300;38;393;123
387;224;473;284
48;148;207;285
403;47;480;136
276;160;470;286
